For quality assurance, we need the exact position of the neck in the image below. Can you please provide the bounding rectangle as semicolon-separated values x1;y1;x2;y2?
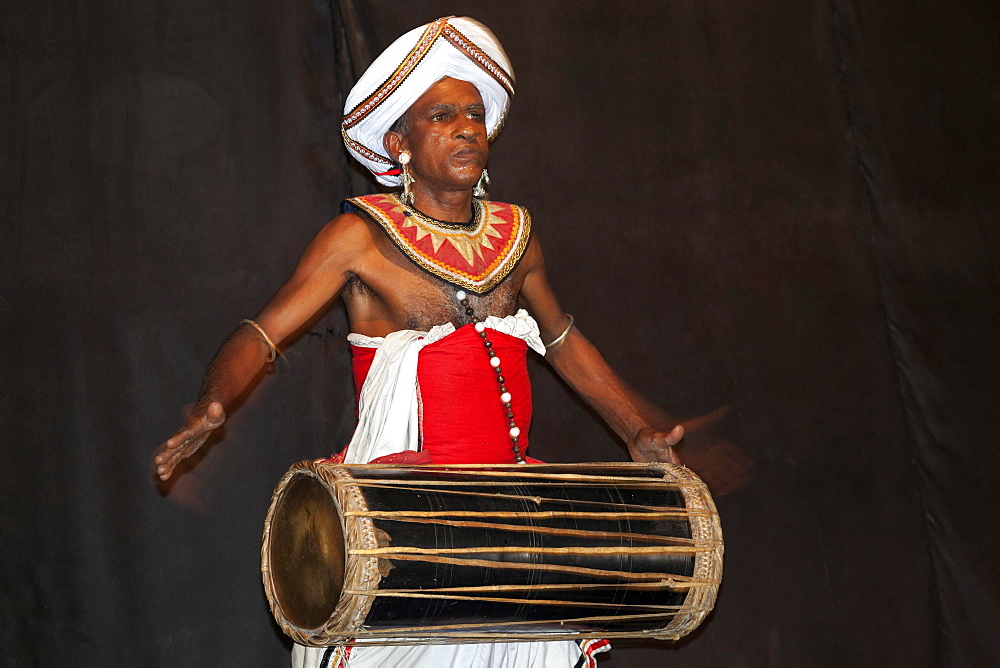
408;184;474;223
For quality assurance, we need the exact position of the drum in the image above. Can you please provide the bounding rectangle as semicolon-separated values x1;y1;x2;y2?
261;462;722;646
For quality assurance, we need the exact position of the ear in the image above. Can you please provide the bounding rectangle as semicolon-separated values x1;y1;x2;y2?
383;131;408;163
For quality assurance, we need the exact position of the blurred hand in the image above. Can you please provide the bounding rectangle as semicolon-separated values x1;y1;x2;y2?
154;401;226;480
628;425;684;465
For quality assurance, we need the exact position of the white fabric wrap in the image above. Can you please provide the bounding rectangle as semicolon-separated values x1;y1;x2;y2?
342;310;544;464
291;637;596;668
343;16;514;186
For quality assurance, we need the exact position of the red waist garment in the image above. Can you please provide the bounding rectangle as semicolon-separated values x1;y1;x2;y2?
349;324;533;464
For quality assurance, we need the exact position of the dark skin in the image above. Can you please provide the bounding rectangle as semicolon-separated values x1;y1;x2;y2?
155;77;682;480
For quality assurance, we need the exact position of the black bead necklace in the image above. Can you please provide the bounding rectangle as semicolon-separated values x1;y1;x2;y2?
455;289;524;463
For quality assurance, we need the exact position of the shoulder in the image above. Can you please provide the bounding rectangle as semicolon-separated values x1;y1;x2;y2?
483;199;533;247
476;199;537;274
319;209;370;239
484;199;531;221
342;193;383;213
341;193;402;226
307;210;378;260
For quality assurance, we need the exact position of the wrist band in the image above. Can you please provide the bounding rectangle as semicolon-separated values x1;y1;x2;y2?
241;319;278;362
544;314;574;350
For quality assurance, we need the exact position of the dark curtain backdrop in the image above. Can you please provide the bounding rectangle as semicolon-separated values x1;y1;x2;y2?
2;1;997;666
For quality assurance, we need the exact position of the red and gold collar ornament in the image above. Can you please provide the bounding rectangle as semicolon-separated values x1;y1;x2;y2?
347;193;531;294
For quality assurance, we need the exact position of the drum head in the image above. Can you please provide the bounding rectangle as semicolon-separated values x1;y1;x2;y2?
267;473;346;631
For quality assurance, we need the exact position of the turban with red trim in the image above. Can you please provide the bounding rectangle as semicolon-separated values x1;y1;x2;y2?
342;16;515;186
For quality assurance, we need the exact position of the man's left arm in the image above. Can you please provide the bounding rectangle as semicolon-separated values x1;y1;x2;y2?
518;238;683;464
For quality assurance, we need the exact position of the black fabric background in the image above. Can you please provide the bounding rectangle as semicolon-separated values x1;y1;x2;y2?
2;1;998;665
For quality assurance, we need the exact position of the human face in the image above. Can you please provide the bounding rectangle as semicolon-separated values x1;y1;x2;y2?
392;77;489;191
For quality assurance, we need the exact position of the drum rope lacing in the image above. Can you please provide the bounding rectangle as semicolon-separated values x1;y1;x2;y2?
455;288;525;463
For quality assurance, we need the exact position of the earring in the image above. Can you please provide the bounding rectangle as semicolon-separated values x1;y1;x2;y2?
473;168;490;199
398;151;415;206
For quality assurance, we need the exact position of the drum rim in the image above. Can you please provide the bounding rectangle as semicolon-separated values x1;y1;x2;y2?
261;460;381;646
647;462;723;640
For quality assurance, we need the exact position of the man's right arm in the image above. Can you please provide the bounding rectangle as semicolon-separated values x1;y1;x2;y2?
154;213;371;480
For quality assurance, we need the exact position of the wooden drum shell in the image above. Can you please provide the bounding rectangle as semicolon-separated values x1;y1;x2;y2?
261;462;722;647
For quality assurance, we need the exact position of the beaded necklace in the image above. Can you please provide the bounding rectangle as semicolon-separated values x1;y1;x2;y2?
401;198;483;230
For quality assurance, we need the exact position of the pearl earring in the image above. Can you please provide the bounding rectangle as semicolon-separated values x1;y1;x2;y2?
399;151;415;206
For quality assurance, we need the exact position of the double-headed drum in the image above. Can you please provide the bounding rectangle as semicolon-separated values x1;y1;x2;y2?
262;462;722;646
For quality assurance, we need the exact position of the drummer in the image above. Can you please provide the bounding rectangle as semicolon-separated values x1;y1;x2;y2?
155;15;683;668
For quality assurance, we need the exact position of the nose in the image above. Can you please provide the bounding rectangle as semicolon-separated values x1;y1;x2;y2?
455;118;479;141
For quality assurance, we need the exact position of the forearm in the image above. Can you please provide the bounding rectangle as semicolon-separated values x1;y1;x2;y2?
545;327;650;445
194;324;273;410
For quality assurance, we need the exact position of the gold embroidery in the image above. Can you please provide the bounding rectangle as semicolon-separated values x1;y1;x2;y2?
441;24;515;96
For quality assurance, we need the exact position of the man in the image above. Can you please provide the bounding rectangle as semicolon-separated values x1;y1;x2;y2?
155;16;682;667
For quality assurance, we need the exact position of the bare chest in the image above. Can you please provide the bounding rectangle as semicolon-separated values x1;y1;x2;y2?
343;230;525;333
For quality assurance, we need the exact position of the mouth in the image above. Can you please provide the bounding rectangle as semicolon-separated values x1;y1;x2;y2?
452;146;482;161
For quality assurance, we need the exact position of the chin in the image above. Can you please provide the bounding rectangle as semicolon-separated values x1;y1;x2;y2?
453;165;485;186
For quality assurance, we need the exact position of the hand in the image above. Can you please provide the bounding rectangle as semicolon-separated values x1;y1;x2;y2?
628;425;684;465
154;401;226;480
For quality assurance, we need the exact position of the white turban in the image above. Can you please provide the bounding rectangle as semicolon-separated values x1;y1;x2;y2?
342;16;515;186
